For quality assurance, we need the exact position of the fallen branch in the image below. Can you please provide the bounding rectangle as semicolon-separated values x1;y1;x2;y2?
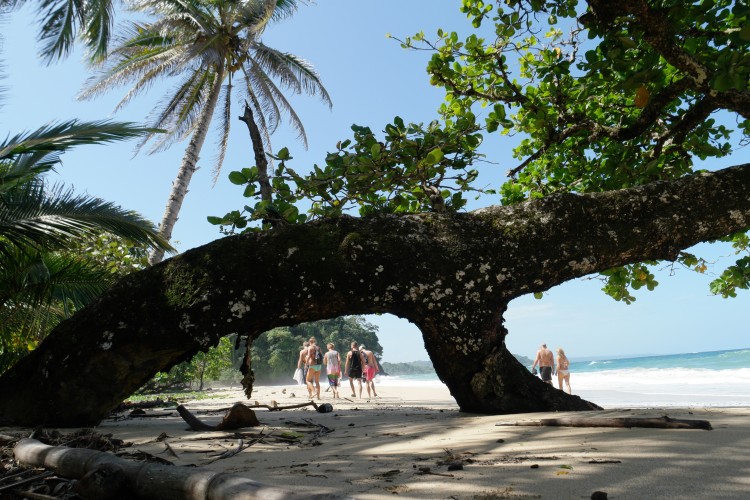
128;410;174;418
14;439;349;499
176;403;259;431
206;401;319;414
495;416;712;430
208;439;245;462
163;441;179;459
0;471;54;493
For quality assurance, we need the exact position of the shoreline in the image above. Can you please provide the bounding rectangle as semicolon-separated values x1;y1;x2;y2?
82;384;750;498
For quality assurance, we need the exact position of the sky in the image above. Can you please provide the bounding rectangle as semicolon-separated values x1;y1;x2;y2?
2;1;748;363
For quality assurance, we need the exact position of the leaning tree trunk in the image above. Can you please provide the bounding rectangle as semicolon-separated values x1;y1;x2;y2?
239;103;273;204
1;164;750;426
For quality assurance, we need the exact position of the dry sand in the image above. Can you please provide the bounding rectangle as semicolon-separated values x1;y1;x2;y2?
86;383;750;499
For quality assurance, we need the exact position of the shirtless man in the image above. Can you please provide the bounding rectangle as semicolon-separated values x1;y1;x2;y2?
531;343;555;385
296;341;310;385
359;345;379;398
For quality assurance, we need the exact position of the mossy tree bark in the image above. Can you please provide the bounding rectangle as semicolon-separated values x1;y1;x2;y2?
2;164;750;426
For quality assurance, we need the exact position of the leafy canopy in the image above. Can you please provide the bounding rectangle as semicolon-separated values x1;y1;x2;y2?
212;0;750;301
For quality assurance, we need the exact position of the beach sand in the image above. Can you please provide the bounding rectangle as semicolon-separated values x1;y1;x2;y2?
77;383;750;499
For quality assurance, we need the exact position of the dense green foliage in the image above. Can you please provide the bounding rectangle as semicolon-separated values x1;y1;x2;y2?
381;360;435;376
212;0;750;302
251;316;383;384
0;120;171;373
141;316;384;389
140;336;237;392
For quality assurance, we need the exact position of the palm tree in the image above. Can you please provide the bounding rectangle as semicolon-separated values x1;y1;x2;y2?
79;0;332;264
0;120;174;371
2;0;117;62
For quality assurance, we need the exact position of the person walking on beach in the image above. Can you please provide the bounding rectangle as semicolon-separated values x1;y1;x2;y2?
531;343;555;385
323;343;342;399
305;337;324;400
344;341;365;398
297;341;310;385
359;345;379;398
556;348;572;394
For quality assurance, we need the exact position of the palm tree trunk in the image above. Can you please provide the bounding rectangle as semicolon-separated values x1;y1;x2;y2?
149;70;225;265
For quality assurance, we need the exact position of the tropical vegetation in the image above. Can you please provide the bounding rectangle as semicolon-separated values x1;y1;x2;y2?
213;0;750;302
1;1;750;424
78;0;331;264
0;120;173;372
141;316;383;390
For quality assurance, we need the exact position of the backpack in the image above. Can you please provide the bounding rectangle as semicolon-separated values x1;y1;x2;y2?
313;347;323;365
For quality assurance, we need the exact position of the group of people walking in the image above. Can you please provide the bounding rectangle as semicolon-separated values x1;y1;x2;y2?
296;338;379;400
531;343;572;394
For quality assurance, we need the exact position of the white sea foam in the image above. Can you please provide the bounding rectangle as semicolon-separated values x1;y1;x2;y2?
375;375;444;387
375;367;750;407
569;367;750;407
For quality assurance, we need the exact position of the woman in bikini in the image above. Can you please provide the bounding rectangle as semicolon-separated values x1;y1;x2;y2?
556;348;572;394
305;337;323;400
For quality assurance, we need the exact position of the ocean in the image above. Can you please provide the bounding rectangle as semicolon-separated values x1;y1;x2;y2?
377;348;750;408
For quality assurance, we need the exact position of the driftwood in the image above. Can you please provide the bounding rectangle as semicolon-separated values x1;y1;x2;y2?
248;400;321;411
176;403;260;431
177;401;329;432
14;438;348;499
496;416;712;430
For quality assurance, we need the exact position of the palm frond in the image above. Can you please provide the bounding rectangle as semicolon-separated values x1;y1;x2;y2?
36;0;85;63
211;82;233;184
272;0;308;20
252;42;331;107
243;59;310;147
140;68;216;153
241;60;282;133
0;163;55;195
259;71;309;148
0;180;173;256
79;28;189;106
0;248;115;370
0;248;114;316
242;86;273;156
0;120;158;159
132;0;216;34
82;0;115;62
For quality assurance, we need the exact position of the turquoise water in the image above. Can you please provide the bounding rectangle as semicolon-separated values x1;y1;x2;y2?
570;347;750;372
378;348;750;406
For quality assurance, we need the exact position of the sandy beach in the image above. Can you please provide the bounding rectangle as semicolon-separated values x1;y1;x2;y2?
50;382;746;499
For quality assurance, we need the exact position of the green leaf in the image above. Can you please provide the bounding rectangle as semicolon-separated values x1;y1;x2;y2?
277;147;291;161
228;171;248;185
371;143;382;159
423;148;444;166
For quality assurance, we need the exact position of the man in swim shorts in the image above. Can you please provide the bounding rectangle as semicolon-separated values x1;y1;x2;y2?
344;341;365;398
359;345;379;398
531;343;555;385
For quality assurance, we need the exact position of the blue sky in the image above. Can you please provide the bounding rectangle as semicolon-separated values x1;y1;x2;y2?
2;1;748;363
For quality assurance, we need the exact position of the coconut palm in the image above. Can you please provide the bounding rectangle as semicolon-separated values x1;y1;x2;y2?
79;0;332;264
1;0;117;62
0;119;174;371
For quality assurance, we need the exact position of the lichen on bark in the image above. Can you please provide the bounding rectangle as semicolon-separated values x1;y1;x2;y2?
1;164;750;426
